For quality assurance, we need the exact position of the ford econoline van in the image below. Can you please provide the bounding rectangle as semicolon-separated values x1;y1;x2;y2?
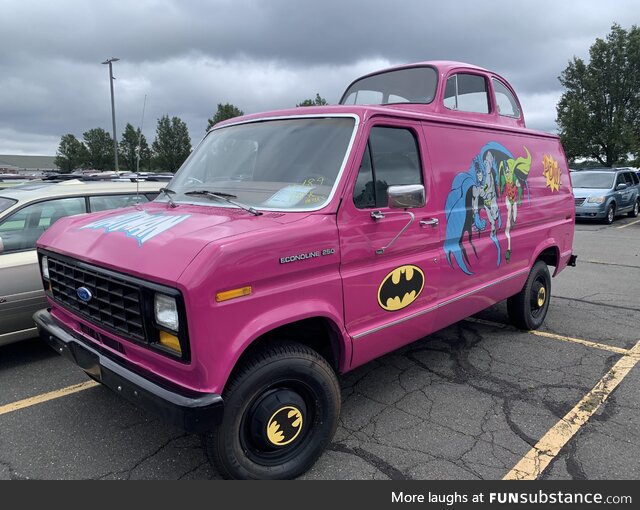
34;61;576;479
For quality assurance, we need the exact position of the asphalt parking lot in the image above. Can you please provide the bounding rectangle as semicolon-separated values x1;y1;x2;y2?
1;216;639;480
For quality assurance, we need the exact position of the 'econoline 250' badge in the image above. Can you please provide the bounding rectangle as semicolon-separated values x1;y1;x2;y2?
377;265;425;312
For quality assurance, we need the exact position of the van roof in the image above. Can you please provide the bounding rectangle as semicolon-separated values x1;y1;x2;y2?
213;61;547;135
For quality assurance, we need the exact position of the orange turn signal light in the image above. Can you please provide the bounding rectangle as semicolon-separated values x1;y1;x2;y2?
158;331;181;354
215;286;252;303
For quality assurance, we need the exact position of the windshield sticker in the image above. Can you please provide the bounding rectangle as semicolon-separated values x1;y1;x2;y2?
263;185;314;208
80;211;191;246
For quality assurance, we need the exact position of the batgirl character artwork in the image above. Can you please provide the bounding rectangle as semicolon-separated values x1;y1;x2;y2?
444;142;531;275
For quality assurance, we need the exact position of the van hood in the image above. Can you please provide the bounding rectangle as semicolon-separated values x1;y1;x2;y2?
572;188;611;198
37;203;307;284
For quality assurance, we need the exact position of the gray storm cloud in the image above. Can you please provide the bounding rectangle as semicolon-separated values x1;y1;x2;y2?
0;0;635;154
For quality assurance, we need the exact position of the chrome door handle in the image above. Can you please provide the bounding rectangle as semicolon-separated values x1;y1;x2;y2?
420;218;439;227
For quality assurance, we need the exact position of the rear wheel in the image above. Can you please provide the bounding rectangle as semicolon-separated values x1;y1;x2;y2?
605;203;615;224
507;260;551;330
628;200;639;218
203;341;340;479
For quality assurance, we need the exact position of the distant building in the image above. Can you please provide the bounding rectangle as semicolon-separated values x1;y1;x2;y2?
0;155;58;176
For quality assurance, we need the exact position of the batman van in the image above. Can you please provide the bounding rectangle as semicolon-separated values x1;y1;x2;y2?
34;61;576;479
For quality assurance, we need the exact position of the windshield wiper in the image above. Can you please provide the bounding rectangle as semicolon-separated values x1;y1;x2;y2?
159;187;178;208
185;190;262;216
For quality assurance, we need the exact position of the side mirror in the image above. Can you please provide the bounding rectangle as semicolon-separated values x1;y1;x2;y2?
616;183;627;191
387;184;425;209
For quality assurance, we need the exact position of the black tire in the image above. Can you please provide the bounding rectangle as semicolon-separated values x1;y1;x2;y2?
604;203;615;224
203;341;340;479
507;260;551;330
628;200;639;218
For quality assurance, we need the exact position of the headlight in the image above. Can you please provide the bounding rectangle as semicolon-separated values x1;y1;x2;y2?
41;256;50;280
586;196;606;204
154;293;179;331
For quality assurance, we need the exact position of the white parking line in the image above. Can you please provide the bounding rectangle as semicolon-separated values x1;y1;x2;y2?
617;218;640;229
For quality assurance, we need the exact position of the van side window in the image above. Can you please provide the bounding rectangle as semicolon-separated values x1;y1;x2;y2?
492;78;521;118
353;127;423;209
616;173;626;187
444;74;489;114
623;172;635;186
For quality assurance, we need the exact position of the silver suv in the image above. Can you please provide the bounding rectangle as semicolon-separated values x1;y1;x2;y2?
0;180;161;346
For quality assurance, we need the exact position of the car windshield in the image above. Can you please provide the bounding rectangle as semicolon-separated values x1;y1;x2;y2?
167;117;356;211
340;66;438;105
571;172;614;189
0;197;17;214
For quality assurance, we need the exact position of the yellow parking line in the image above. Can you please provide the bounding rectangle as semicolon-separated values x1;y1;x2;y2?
0;380;99;417
529;330;630;355
616;218;640;229
503;340;640;480
465;317;629;355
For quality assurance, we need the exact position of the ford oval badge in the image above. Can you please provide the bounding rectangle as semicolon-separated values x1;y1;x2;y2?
76;286;93;302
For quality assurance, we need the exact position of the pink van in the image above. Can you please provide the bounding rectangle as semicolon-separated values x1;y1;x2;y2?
34;61;576;479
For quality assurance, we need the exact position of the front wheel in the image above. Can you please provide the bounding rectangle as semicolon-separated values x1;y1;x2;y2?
507;260;551;330
605;204;615;224
203;342;341;479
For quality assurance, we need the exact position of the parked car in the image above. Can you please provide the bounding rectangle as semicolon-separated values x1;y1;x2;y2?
0;180;162;346
572;168;640;223
34;61;575;479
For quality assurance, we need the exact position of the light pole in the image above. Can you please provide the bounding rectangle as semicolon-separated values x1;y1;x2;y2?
102;57;120;173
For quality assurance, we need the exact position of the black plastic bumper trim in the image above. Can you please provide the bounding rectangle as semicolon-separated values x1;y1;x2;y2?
33;309;223;433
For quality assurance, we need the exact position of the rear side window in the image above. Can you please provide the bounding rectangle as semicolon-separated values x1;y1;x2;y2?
444;74;489;114
0;197;86;253
0;197;17;214
90;194;149;212
631;172;640;185
353;127;423;209
492;78;521;118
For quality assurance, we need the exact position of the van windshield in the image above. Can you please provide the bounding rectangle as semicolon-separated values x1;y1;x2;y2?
341;67;438;105
571;172;614;189
168;117;356;211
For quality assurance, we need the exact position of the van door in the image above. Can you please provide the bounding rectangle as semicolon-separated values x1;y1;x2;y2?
337;120;441;368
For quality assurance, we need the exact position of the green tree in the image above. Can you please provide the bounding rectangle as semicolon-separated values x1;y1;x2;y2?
557;24;640;166
152;115;192;172
296;93;328;107
83;127;115;171
206;103;244;131
54;134;88;173
119;123;152;172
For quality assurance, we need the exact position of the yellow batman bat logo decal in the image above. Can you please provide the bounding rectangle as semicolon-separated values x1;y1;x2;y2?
377;265;425;311
267;406;303;446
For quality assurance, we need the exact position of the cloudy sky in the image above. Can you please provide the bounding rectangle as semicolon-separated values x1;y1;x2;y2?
0;0;637;155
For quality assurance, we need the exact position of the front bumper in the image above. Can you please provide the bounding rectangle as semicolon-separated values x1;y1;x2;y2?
575;202;607;219
34;309;223;433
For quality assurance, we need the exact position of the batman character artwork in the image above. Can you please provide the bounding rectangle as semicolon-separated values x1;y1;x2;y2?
443;142;531;275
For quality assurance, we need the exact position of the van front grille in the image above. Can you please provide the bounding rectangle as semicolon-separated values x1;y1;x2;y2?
47;256;146;342
574;198;586;206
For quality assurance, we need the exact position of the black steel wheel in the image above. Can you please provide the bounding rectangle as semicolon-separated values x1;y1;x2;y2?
203;341;340;479
507;260;551;330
